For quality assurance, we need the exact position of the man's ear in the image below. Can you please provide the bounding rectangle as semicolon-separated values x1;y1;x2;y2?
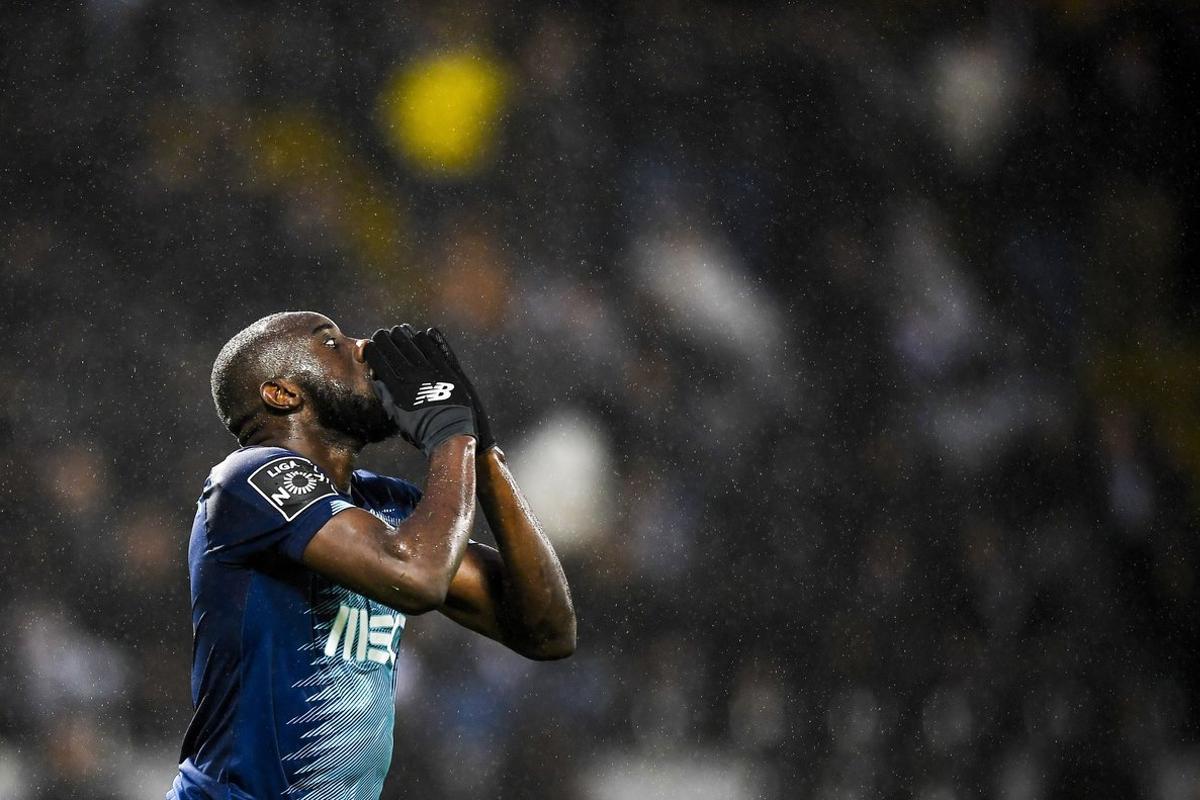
260;379;302;412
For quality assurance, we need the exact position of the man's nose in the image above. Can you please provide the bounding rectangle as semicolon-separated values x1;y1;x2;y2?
354;338;369;363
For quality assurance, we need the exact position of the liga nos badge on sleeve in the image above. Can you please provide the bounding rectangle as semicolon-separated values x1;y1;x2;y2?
247;455;340;521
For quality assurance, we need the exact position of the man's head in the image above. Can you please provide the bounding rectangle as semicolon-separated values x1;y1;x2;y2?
211;311;398;447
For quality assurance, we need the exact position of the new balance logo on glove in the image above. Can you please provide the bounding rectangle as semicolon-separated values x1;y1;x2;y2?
365;325;476;454
413;381;455;405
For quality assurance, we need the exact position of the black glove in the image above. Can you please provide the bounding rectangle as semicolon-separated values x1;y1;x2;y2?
364;324;476;456
413;327;497;453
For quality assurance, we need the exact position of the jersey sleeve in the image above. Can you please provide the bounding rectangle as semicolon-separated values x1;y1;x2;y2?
351;470;422;523
203;448;355;564
377;475;423;513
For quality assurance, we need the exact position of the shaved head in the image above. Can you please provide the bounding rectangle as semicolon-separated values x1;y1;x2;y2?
211;311;397;447
211;312;327;443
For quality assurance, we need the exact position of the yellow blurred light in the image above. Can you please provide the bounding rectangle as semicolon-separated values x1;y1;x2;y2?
241;110;410;283
378;50;509;177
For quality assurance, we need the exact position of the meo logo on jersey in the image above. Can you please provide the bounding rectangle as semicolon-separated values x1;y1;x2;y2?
413;381;454;405
247;456;339;521
323;603;403;666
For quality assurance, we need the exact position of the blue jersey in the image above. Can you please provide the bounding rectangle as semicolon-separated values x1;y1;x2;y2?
168;446;421;800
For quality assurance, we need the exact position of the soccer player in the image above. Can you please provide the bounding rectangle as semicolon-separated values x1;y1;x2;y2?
167;312;576;800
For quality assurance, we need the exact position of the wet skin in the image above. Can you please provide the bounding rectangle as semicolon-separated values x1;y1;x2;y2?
241;311;576;658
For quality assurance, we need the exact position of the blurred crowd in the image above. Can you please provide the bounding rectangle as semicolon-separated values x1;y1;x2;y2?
2;2;1198;798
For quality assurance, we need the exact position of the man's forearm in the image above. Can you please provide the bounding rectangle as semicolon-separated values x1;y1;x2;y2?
299;435;477;614
388;435;477;603
476;447;576;656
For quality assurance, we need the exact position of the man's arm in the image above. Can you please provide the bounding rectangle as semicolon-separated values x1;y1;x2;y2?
301;436;476;614
440;447;576;660
299;325;478;613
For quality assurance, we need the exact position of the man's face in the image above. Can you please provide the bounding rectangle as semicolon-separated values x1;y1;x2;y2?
291;314;398;446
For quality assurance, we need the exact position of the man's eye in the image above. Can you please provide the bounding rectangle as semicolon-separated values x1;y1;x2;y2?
324;337;337;348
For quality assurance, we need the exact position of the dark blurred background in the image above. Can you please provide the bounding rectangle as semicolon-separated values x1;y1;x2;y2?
2;2;1199;798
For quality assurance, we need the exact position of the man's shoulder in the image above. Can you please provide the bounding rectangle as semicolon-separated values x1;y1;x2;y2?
205;446;341;522
209;446;310;485
200;447;345;542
